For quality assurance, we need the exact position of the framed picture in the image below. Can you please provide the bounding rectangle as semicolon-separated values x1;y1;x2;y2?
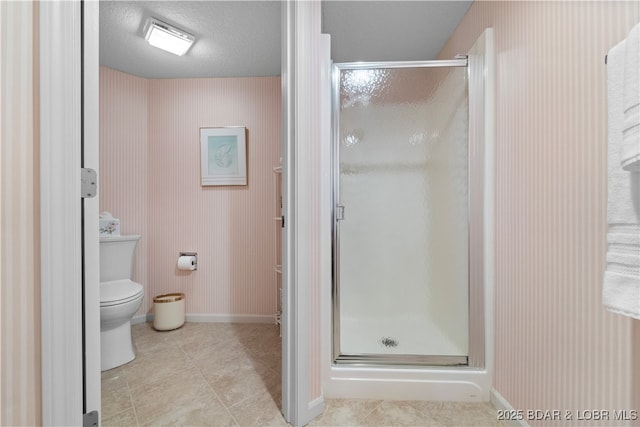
200;127;247;186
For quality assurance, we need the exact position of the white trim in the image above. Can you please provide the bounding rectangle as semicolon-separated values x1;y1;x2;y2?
83;0;101;420
281;1;325;425
490;388;530;427
307;396;325;421
281;1;306;423
324;366;490;401
479;27;496;390
40;1;83;425
186;314;275;324
318;28;333;419
320;27;335;400
132;313;276;325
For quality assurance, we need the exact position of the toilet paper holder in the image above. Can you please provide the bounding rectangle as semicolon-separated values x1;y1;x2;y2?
178;252;198;270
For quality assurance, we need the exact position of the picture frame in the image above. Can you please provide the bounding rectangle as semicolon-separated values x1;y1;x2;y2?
200;127;247;186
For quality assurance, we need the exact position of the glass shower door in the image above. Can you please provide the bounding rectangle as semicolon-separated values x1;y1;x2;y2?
333;60;470;365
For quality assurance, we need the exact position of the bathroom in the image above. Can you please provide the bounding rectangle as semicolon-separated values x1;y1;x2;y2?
98;1;284;423
98;1;494;423
97;1;640;426
2;1;640;426
91;0;640;424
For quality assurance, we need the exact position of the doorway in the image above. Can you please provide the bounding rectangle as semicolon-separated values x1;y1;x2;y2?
40;2;325;425
97;1;284;424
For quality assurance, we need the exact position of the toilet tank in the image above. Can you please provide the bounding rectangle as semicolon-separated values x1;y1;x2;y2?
99;235;141;282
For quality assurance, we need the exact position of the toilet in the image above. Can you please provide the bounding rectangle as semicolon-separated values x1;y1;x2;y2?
99;234;144;371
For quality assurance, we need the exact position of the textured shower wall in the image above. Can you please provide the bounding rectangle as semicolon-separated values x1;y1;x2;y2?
100;68;281;318
337;67;470;357
439;1;640;423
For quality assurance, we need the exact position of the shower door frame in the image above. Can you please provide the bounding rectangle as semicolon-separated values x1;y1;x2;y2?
331;58;485;368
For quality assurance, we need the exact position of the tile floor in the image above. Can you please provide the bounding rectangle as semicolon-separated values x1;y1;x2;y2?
102;322;505;426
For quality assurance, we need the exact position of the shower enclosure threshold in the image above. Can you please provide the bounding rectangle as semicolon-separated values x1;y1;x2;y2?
325;364;491;401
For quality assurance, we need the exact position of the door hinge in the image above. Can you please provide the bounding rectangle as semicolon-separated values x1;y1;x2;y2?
83;410;99;427
336;205;345;221
81;168;97;198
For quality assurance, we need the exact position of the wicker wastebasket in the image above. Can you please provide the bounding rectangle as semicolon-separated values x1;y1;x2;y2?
153;293;185;331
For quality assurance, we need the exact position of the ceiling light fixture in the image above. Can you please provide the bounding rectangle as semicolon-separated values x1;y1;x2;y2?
144;18;195;56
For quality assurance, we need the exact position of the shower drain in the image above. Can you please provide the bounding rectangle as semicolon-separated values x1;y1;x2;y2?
379;336;399;348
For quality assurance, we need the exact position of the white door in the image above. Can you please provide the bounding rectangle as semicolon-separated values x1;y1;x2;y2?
40;1;100;424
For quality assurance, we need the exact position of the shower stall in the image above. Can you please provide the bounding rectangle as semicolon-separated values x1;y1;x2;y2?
327;30;494;400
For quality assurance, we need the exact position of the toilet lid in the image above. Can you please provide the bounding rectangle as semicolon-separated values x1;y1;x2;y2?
101;279;143;306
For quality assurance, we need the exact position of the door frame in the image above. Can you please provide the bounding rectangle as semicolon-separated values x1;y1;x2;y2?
330;58;474;367
40;1;324;425
280;1;326;425
40;0;100;424
82;0;102;421
321;28;495;402
40;1;85;424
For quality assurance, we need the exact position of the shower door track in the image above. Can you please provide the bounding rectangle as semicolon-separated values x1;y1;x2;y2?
332;58;482;368
336;354;468;367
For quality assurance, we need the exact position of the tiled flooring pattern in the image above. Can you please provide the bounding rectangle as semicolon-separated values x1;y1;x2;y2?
102;322;505;426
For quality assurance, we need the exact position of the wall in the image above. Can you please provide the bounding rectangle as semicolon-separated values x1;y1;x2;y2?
0;1;41;425
100;67;149;316
438;1;640;423
100;67;281;319
147;77;281;317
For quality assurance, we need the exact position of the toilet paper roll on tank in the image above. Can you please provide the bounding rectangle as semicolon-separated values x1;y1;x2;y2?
177;255;197;271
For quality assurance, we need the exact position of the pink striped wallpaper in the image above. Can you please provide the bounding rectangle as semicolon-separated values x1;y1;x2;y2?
147;77;281;316
1;2;41;425
100;68;281;318
99;67;149;316
439;1;640;423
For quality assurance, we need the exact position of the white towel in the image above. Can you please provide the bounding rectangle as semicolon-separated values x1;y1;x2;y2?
603;40;640;319
622;23;640;171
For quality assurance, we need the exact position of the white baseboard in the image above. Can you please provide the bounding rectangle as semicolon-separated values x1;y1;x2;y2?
131;313;276;325
307;396;325;423
490;388;530;427
186;313;276;324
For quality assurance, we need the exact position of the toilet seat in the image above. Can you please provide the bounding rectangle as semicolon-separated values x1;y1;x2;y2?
101;279;143;307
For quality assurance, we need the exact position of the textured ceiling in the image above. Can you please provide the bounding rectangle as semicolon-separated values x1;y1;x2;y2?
99;1;472;79
99;1;282;78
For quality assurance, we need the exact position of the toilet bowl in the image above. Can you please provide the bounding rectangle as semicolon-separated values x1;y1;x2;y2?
100;235;144;371
100;279;143;370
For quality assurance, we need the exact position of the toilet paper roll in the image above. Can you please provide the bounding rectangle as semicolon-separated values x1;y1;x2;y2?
177;255;197;271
